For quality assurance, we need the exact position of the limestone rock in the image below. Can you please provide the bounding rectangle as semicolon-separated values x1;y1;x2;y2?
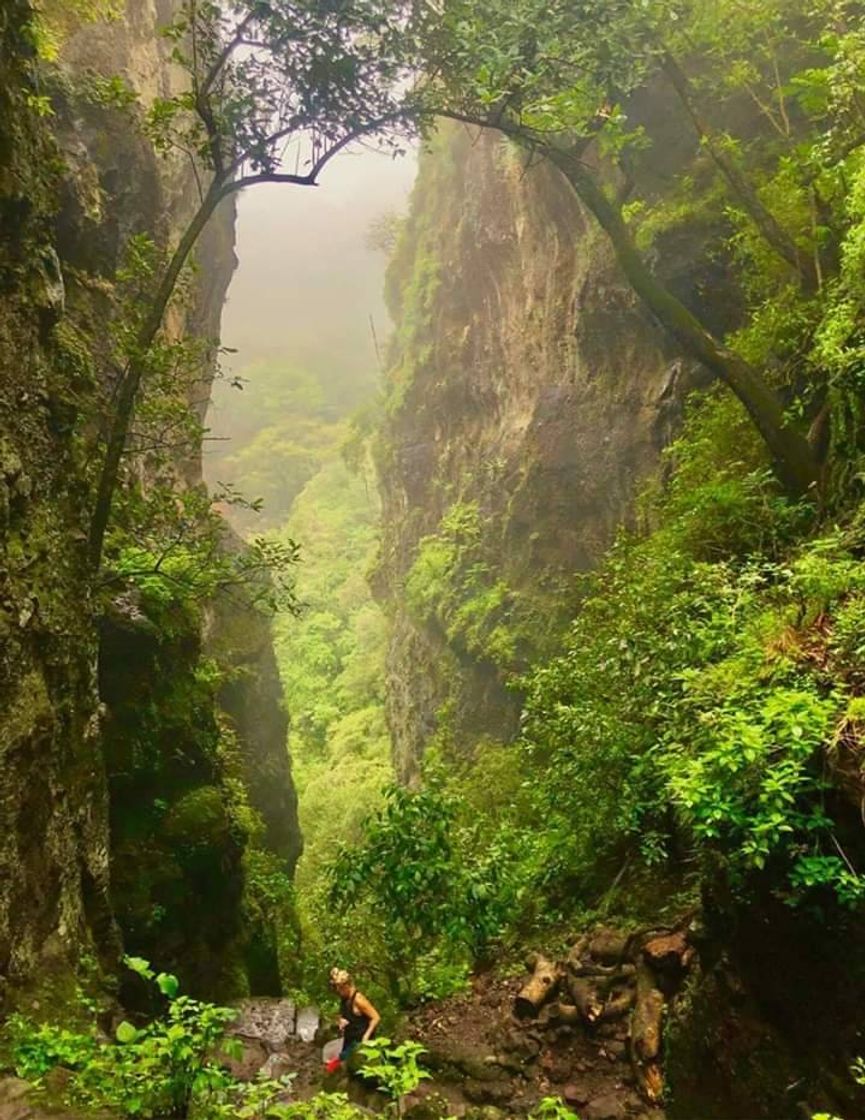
231;998;297;1049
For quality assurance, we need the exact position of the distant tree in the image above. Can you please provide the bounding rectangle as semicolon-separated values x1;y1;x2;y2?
87;0;418;570
365;209;405;254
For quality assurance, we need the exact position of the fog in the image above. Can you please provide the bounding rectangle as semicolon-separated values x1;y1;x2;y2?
204;144;418;491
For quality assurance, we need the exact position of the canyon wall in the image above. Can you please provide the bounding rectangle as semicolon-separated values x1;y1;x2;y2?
375;122;719;778
0;0;300;1004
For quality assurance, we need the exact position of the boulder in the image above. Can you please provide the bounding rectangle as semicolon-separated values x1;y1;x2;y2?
230;998;296;1049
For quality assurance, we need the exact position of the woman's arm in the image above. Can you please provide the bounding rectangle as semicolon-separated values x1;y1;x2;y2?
355;992;381;1042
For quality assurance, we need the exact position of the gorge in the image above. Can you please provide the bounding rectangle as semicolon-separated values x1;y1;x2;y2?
3;1;865;1119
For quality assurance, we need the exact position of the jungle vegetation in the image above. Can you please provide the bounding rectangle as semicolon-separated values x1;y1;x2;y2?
10;0;865;1112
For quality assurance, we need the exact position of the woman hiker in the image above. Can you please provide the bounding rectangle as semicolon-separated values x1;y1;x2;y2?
326;967;381;1070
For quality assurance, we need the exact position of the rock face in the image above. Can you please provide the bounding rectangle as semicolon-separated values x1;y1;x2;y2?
0;0;115;1005
375;124;709;778
0;0;300;1003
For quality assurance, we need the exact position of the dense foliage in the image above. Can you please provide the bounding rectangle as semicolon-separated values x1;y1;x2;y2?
311;0;865;1005
272;460;391;897
420;0;865;499
332;391;865;1001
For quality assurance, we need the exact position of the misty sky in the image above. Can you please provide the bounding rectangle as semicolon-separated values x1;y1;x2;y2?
204;144;418;480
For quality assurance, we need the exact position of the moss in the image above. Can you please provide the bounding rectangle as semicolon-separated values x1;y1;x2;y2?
163;786;231;848
2;670;51;746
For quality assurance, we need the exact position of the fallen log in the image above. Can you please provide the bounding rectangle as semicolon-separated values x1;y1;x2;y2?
643;931;689;985
599;987;636;1023
631;963;665;1062
588;929;629;964
637;1061;664;1103
569;962;636;981
566;977;603;1024
630;961;666;1103
550;1002;582;1026
514;953;560;1019
565;936;590;974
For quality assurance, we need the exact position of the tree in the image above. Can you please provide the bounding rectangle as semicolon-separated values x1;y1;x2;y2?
419;0;865;498
87;0;417;570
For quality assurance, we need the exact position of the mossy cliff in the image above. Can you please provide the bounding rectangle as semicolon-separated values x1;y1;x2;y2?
375;123;716;779
0;0;113;1006
0;0;300;1005
374;117;865;1117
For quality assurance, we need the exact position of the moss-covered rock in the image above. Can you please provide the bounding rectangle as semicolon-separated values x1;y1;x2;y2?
0;0;114;1006
0;0;300;1009
375;123;713;778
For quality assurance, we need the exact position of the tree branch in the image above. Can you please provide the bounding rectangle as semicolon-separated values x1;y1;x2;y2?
660;51;818;292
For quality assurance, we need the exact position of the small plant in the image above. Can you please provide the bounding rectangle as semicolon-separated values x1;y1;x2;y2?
359;1037;430;1115
530;1098;581;1120
4;956;295;1119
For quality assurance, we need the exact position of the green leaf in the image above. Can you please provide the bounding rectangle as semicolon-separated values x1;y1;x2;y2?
124;956;154;980
116;1021;138;1044
156;972;179;999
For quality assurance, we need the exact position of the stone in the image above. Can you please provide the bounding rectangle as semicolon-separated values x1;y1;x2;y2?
463;1107;507;1120
424;1040;502;1082
462;1079;514;1107
295;1006;320;1042
403;1091;452;1120
259;1053;295;1080
34;247;66;321
231;998;297;1049
562;1083;590;1107
583;1092;628;1120
0;1079;32;1120
599;1040;627;1061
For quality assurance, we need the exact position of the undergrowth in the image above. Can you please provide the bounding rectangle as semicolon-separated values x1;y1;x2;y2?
326;389;865;1003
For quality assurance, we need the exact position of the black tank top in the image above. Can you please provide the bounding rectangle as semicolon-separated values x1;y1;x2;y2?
340;990;371;1046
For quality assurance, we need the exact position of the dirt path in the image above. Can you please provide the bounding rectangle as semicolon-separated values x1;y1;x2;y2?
227;925;689;1119
401;970;663;1120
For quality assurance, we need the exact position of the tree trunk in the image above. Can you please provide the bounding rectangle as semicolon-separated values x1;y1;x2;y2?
515;953;561;1018
660;52;818;293
87;183;225;572
545;146;819;499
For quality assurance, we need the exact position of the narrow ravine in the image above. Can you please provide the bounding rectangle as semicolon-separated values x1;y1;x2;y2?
4;2;865;1119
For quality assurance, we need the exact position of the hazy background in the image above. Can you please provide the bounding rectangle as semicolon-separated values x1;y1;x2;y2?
204;144;418;510
201;145;419;896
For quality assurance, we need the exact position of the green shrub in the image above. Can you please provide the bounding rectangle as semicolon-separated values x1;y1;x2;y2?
3;957;299;1120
